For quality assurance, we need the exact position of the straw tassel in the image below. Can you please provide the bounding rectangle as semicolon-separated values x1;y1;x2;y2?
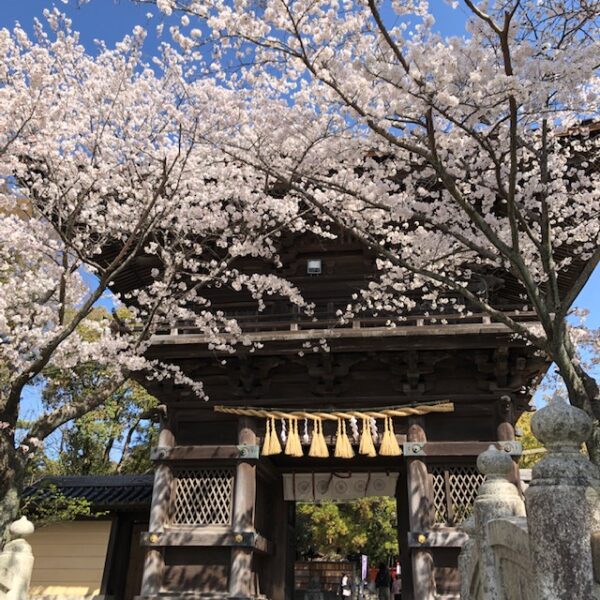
359;417;377;457
378;417;402;456
334;418;355;459
293;418;304;457
318;419;329;457
269;418;283;455
285;417;303;457
262;418;273;456
309;418;329;458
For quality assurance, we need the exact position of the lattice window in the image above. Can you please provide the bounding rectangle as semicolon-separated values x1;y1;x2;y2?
431;465;485;526
171;468;234;526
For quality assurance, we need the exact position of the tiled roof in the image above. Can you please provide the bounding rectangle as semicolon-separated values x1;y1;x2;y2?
25;474;153;511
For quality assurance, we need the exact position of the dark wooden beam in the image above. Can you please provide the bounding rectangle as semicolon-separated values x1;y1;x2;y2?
141;529;272;554
150;444;260;462
403;440;522;457
407;530;468;549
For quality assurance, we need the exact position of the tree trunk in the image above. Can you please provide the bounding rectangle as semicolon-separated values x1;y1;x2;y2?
0;431;25;547
553;345;600;465
568;383;600;467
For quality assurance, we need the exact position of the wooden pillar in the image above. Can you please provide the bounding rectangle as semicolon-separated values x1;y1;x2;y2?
269;475;289;600
496;396;521;489
140;418;174;596
406;417;436;600
396;463;414;600
229;417;257;598
285;500;296;600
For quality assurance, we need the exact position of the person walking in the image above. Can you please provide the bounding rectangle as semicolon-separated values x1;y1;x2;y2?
392;574;402;600
375;563;391;600
340;573;353;600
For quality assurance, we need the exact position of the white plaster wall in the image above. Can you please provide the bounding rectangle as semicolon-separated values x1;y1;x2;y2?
28;520;111;599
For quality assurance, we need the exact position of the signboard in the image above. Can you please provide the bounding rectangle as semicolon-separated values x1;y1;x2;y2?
282;472;399;501
361;555;368;581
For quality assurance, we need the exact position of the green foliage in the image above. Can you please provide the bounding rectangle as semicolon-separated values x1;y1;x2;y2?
31;309;159;477
37;377;157;476
517;411;545;468
21;483;97;527
23;371;157;526
296;498;398;564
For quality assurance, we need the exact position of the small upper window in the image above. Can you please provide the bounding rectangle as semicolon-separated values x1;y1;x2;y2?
307;258;322;275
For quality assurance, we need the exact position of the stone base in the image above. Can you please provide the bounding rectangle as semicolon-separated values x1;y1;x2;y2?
30;597;108;600
134;594;268;600
134;595;229;600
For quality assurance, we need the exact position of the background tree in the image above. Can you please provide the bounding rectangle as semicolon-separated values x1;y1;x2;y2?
20;483;96;528
296;498;398;565
149;0;600;461
37;379;157;476
517;319;600;467
516;411;545;469
24;307;159;476
0;13;306;540
19;367;158;528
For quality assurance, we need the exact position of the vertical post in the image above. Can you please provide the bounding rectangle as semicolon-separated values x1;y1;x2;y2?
406;417;436;600
496;395;521;489
140;412;174;597
229;417;257;599
396;464;414;600
526;398;600;599
285;501;296;600
270;475;288;600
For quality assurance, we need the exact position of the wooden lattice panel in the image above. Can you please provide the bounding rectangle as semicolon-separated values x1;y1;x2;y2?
171;468;234;526
432;467;449;524
431;465;485;526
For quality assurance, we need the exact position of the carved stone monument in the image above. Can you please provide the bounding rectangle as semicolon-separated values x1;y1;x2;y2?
472;446;526;600
525;397;600;600
460;397;600;600
0;516;35;600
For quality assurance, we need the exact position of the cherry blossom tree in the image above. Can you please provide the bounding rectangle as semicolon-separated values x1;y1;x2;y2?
144;0;600;460
0;12;306;539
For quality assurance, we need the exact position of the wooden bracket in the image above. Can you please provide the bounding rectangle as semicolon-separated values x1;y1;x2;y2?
407;530;468;548
141;529;272;554
403;440;522;457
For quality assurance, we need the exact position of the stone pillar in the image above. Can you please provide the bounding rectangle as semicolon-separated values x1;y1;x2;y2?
525;398;600;600
406;418;436;600
0;516;35;600
229;417;257;599
457;516;477;600
140;414;175;597
471;445;526;600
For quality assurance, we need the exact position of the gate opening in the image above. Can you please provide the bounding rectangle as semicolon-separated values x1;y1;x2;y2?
294;498;400;600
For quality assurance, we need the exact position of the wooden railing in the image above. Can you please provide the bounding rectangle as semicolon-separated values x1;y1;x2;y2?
152;309;539;337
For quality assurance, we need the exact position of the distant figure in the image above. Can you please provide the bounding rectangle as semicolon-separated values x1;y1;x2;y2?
392;574;402;600
340;573;353;599
375;563;391;600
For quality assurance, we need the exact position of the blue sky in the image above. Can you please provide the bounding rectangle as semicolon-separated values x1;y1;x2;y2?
0;0;468;50
5;1;599;421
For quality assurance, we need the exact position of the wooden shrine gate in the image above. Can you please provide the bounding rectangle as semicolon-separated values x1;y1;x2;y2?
124;233;560;600
136;399;522;600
